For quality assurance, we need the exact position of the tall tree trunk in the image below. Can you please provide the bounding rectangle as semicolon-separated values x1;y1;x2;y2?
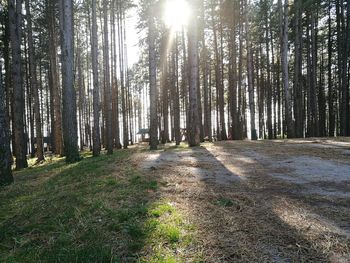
229;0;239;140
77;51;84;151
318;49;326;137
91;0;101;156
148;5;158;150
59;0;80;163
293;0;303;138
181;28;189;141
48;0;63;156
0;65;13;185
117;5;128;149
211;2;226;140
25;0;45;162
265;5;273;139
160;32;170;144
9;0;28;169
279;0;295;138
237;8;244;140
187;0;200;146
200;0;210;142
328;0;336;136
111;1;121;149
257;45;264;139
246;0;257;140
311;10;319;136
342;1;350;135
172;35;181;145
24;40;35;158
103;0;113;154
123;13;130;147
270;25;277;139
2;11;11;140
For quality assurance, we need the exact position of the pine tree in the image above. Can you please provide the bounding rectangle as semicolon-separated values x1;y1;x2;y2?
9;0;28;169
59;0;80;163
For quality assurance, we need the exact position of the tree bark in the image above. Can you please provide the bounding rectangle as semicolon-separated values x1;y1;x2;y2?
172;35;181;145
265;3;272;139
279;0;295;138
91;0;100;156
48;0;63;156
328;0;336;136
293;0;303;138
148;5;158;150
9;0;28;169
103;0;113;154
0;65;13;185
246;0;257;140
187;0;200;147
59;0;80;163
342;0;350;135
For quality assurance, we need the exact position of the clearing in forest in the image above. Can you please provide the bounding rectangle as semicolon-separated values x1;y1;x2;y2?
1;138;349;262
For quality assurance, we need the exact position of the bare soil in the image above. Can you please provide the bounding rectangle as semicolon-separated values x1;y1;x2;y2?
133;138;350;262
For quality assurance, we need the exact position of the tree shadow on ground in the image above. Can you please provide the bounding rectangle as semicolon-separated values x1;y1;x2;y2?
142;142;348;262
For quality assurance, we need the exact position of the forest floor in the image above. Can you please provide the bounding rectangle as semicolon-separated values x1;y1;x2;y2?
135;138;350;262
0;138;349;262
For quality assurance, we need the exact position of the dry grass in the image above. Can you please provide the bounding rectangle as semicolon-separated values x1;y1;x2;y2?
134;139;350;262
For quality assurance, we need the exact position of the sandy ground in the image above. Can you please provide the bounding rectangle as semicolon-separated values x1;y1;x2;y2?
134;138;350;262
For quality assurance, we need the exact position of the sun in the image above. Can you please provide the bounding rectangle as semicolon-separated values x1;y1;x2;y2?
163;0;191;30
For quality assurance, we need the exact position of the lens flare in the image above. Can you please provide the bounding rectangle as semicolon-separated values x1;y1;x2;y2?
163;0;191;30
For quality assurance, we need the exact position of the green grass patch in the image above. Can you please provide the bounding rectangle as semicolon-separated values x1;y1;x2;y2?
159;224;180;243
150;203;174;218
0;147;200;262
215;197;234;207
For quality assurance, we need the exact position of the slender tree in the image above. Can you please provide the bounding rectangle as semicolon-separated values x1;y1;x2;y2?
91;0;101;156
279;0;295;138
293;0;303;138
25;0;45;163
47;0;63;156
246;0;257;140
148;3;158;150
103;0;113;154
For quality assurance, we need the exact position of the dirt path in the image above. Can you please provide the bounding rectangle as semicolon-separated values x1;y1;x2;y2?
134;138;350;262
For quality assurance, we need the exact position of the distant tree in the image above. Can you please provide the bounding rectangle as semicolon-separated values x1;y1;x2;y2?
25;0;45;163
293;0;303;138
47;0;63;156
103;0;113;155
172;35;181;145
246;0;257;140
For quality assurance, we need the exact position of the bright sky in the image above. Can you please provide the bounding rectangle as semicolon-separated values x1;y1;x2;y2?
125;3;140;66
125;0;191;66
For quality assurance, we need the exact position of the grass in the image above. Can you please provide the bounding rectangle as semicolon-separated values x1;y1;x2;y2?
215;197;234;207
0;149;198;262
